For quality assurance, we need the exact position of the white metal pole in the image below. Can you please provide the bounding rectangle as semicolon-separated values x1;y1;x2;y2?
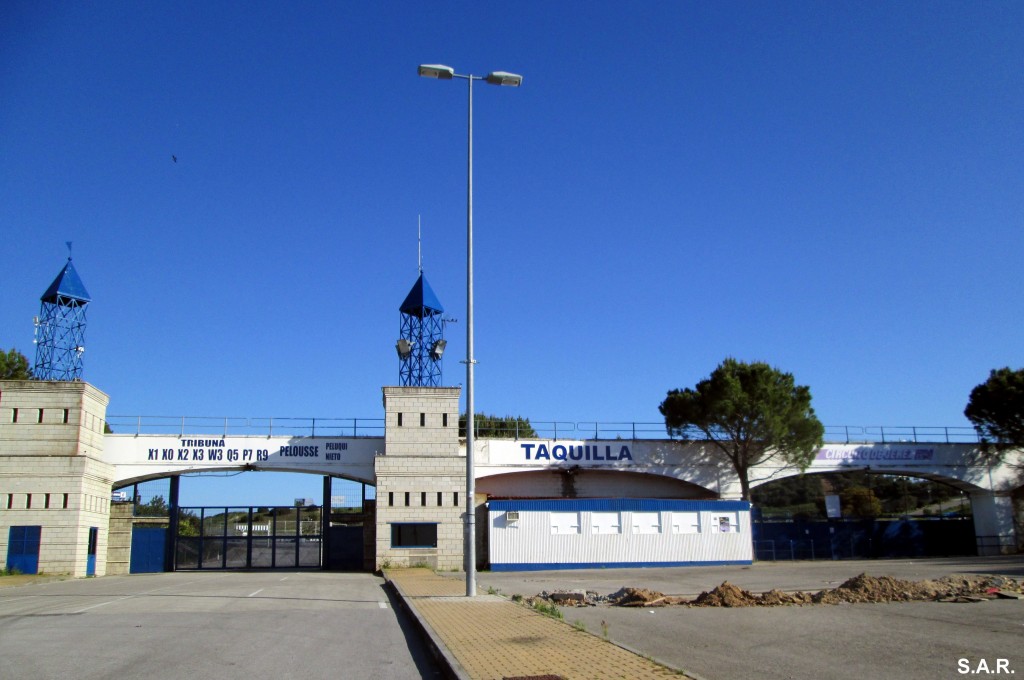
465;73;476;598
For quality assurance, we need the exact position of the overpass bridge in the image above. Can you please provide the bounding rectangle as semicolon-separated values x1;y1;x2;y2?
2;381;1020;578
102;415;1020;559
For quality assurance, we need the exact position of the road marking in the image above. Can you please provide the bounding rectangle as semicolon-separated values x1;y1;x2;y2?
71;578;210;614
279;577;288;581
248;589;264;598
379;601;387;609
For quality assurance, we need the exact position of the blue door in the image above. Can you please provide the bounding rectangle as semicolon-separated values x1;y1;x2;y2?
130;527;167;573
86;527;98;576
6;526;42;575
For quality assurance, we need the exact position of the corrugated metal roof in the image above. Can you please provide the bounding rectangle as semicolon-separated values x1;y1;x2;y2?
41;258;91;303
489;498;751;512
399;273;444;317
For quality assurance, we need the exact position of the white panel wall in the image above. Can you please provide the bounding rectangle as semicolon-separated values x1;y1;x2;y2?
489;504;752;568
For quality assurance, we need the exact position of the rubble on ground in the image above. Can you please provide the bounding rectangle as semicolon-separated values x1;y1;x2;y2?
529;573;1024;609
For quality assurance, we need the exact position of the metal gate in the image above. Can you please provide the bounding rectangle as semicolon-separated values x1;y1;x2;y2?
6;526;42;575
173;506;325;570
130;526;167;573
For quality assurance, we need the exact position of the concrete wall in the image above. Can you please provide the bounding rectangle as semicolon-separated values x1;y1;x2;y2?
375;386;466;569
0;380;112;576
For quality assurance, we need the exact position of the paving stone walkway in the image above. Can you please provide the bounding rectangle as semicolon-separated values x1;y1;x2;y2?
385;568;688;680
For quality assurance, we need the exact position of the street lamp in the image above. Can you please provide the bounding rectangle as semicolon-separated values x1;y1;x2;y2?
418;63;522;597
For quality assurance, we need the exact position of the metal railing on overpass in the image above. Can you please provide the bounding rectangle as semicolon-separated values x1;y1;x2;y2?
105;415;386;438
105;415;980;444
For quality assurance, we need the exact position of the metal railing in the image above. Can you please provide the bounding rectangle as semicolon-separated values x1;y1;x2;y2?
104;415;980;443
105;415;385;438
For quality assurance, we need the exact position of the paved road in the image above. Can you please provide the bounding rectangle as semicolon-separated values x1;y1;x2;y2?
0;571;441;680
475;556;1024;680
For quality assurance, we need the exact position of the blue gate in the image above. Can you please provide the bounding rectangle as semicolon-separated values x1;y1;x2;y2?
130;526;167;573
6;526;42;575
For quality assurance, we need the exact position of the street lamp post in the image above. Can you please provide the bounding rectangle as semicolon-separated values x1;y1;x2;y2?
418;64;522;597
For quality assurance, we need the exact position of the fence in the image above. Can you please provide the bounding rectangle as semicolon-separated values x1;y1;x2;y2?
752;517;976;561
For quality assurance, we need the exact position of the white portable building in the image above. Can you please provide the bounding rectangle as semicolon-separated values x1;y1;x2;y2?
488;498;752;571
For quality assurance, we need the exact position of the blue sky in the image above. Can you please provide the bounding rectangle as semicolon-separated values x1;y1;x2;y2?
3;2;1022;505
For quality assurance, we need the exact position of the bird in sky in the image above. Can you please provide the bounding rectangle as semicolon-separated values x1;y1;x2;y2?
172;155;177;163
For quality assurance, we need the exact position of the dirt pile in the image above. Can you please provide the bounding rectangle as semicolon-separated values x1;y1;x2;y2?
690;582;814;607
607;587;686;607
530;573;1023;609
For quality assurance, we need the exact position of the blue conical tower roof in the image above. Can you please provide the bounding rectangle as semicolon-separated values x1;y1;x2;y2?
41;258;91;304
400;273;444;318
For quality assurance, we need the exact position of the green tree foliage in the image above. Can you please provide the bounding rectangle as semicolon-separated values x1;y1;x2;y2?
177;510;201;536
964;367;1024;455
659;358;824;500
135;494;169;517
0;348;34;380
840;486;883;518
459;413;537;438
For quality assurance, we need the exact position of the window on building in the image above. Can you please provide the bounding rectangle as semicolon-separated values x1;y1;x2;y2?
591;512;621;534
420;413;425;427
443;413;448;427
631;512;661;534
397;413;403;427
550;512;580;535
390;523;438;548
453;492;459;507
404;492;410;507
388;492;394;507
712;513;739;533
12;408;18;423
62;493;69;509
437;492;443;506
671;512;701;534
421;492;427;506
37;409;44;423
63;409;69;424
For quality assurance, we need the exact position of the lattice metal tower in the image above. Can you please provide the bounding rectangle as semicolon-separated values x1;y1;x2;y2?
397;273;446;387
34;256;91;381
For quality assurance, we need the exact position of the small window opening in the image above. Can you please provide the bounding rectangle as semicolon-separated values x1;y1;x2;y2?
420;413;425;427
404;492;410;507
437;492;443;506
37;409;44;423
388;492;394;507
62;493;69;509
421;492;426;506
63;409;70;424
443;413;449;427
397;413;403;427
453;492;459;507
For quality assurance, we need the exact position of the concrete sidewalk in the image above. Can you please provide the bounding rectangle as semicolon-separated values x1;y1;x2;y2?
384;568;687;680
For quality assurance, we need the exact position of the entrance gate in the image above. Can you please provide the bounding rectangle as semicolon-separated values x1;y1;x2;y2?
173;506;325;570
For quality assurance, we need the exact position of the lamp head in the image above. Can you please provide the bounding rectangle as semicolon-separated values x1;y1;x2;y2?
485;71;522;87
418;64;455;80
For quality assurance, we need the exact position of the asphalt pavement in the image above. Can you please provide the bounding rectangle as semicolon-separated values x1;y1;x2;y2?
0;571;441;680
470;556;1024;680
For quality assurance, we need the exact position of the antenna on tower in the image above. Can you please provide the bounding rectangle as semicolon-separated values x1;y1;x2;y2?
66;241;73;259
417;214;423;275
